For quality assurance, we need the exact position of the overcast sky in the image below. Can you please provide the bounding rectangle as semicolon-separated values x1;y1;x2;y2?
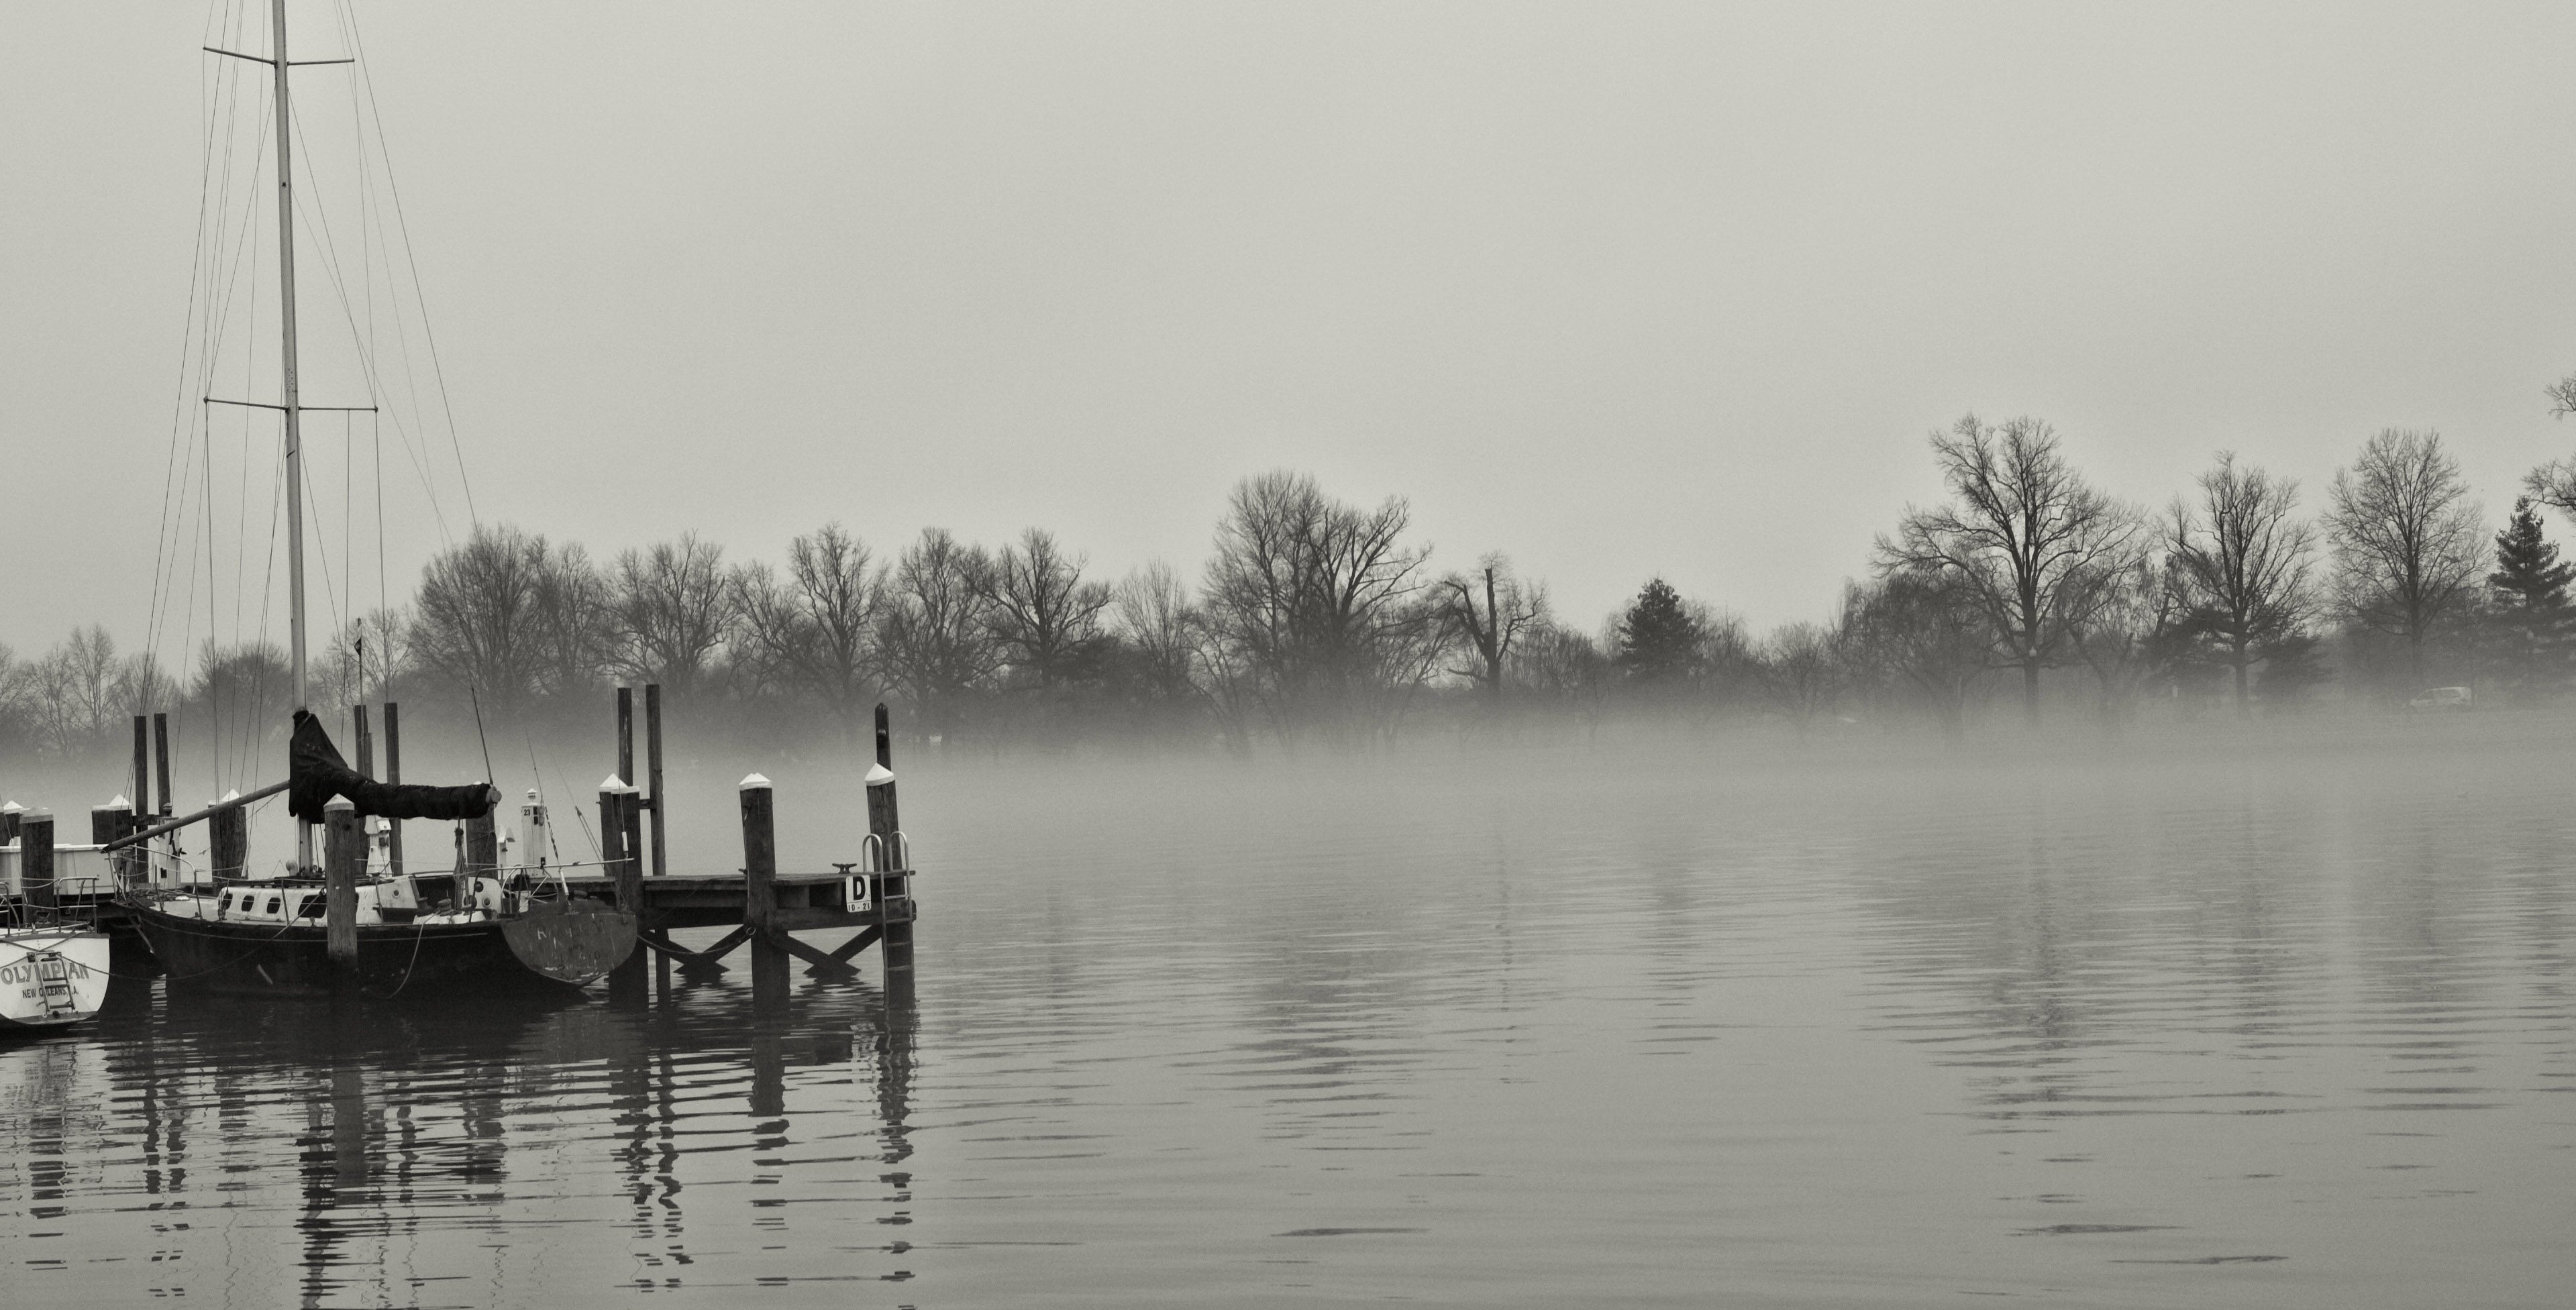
7;1;2576;667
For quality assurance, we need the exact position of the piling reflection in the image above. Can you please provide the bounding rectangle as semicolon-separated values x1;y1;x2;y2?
7;955;922;1302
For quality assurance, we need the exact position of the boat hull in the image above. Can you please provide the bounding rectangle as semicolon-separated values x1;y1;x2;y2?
0;929;113;1028
127;901;636;997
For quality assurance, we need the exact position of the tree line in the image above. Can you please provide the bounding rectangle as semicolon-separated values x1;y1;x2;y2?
6;415;2576;763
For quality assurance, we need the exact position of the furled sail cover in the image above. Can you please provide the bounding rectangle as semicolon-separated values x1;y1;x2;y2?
287;709;497;821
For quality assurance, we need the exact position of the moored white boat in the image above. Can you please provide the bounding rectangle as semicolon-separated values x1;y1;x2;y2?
0;924;111;1030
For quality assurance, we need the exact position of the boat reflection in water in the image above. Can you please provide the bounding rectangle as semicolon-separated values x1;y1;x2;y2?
30;962;919;1301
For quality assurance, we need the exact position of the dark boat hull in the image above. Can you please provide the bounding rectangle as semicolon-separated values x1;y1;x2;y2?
127;902;637;997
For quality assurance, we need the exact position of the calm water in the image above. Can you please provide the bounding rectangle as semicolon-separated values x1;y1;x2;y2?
5;720;2575;1307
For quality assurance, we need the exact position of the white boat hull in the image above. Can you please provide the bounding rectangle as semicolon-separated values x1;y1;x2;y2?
0;929;111;1028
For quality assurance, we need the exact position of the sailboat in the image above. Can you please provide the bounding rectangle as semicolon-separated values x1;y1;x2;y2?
111;2;638;997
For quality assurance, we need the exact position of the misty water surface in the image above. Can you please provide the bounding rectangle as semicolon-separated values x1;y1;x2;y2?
3;718;2574;1307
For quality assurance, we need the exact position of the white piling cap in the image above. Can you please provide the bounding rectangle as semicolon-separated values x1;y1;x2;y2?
1;801;22;814
324;796;356;812
102;794;132;810
220;788;240;802
864;763;895;787
739;772;772;791
600;773;629;792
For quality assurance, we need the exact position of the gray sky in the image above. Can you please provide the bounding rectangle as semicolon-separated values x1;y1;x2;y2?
7;1;2576;668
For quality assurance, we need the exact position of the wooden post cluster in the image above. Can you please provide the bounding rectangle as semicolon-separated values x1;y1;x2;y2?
21;811;54;910
323;798;362;973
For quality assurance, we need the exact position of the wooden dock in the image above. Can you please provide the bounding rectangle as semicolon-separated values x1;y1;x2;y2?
1;688;920;999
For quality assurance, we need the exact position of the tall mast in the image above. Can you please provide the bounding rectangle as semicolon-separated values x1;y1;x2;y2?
270;0;310;870
271;0;305;712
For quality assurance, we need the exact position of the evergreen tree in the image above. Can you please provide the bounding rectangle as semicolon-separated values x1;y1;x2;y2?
2486;496;2575;694
2490;497;2575;608
1614;578;1705;684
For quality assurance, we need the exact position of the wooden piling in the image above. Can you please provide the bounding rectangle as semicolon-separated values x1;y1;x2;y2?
0;803;21;851
153;713;172;818
739;773;776;933
644;684;667;880
868;704;898;867
323;798;362;972
382;702;405;878
601;775;646;1001
209;791;247;881
93;798;136;891
600;779;641;916
21;811;55;910
870;703;914;988
353;704;374;780
739;773;788;1012
132;716;150;822
616;686;635;793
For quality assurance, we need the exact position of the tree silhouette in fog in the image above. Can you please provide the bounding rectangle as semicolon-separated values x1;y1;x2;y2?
2323;429;2483;688
1880;415;2143;726
2167;452;2318;717
1613;579;1702;686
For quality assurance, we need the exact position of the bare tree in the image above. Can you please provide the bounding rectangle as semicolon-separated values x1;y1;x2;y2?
2526;374;2576;528
308;608;403;717
0;643;28;753
1510;620;1614;736
1879;414;2141;724
531;543;617;700
2065;553;2185;723
732;523;884;734
1688;605;1762;716
2168;452;2319;716
877;527;1000;736
1199;471;1433;735
190;641;293;776
612;533;737;698
2324;429;2483;686
1841;571;1990;740
978;528;1115;692
1113;560;1200;710
1435;554;1548;706
1758;620;1838;733
413;525;558;710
